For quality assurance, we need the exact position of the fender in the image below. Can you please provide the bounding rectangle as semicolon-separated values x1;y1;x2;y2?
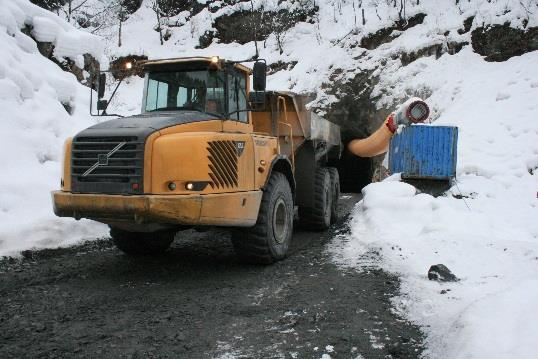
264;155;296;198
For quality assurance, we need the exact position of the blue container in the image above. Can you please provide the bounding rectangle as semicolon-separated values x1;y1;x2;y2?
389;125;458;180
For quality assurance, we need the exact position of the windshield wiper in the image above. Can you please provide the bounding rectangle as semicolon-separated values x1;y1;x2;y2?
148;106;223;118
147;106;192;112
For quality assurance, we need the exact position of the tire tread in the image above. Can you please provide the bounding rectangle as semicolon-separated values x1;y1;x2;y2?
232;172;293;264
298;167;332;230
327;167;340;224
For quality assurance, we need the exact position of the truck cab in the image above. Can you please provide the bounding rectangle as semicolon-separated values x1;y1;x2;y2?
53;56;341;264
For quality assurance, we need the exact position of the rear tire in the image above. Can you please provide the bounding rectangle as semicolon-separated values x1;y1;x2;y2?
231;172;293;264
298;167;332;231
110;227;175;255
327;167;340;224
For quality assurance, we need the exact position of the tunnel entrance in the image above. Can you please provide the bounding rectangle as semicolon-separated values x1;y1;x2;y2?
312;68;386;194
318;78;383;193
335;148;373;193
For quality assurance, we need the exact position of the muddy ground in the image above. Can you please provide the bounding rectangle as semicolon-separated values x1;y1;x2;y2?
0;195;423;358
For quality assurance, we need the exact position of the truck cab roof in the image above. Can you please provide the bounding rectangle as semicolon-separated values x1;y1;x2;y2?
142;56;252;75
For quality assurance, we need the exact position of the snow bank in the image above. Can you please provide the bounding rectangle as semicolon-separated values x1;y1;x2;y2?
0;0;107;257
329;49;538;358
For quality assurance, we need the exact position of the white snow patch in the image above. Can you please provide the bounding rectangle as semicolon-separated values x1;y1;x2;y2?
329;50;538;358
0;0;108;256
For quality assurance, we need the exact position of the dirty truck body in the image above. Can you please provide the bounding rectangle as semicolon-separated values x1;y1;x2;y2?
52;57;341;263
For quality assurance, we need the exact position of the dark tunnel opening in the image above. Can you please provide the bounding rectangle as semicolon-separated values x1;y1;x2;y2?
336;147;373;193
320;82;385;194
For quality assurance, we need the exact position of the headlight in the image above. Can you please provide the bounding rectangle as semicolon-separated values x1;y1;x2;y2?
185;181;210;191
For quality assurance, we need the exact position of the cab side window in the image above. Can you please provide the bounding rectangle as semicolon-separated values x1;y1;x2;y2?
146;79;168;110
228;71;247;123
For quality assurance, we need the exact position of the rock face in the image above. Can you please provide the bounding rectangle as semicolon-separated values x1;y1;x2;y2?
268;60;298;75
360;13;427;50
399;40;468;66
21;24;101;89
428;264;459;282
29;0;62;11
58;54;100;90
198;5;318;48
322;69;387;143
472;24;538;62
122;0;144;14
320;31;467;144
314;68;381;192
109;55;148;80
157;0;205;17
457;16;475;35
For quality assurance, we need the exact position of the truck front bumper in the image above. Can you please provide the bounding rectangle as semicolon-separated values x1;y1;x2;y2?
52;191;262;227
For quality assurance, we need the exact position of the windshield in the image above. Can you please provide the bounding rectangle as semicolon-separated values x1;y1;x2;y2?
144;70;225;116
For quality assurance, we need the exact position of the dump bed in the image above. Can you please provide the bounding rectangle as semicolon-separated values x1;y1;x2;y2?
252;92;340;150
289;93;341;148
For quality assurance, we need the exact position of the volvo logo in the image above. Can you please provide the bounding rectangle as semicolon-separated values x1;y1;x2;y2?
82;142;126;177
98;154;109;165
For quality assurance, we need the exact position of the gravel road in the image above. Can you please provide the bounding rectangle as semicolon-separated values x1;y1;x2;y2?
0;194;423;358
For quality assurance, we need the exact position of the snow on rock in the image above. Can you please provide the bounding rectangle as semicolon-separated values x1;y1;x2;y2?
427;264;459;282
4;0;103;60
328;49;538;358
31;16;62;43
0;0;108;256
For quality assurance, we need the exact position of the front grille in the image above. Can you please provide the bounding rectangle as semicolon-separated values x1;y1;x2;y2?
71;136;144;194
207;141;238;189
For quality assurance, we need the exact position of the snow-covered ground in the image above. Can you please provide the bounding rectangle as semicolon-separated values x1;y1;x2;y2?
0;0;108;256
329;48;538;358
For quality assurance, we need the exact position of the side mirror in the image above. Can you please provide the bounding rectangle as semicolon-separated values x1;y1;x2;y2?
98;73;106;99
252;61;266;92
97;99;108;111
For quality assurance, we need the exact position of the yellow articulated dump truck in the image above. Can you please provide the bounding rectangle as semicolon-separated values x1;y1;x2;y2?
52;56;341;263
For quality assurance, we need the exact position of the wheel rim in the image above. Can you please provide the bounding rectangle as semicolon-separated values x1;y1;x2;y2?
273;198;288;244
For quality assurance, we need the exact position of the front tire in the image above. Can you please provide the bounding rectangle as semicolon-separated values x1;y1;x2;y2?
110;227;175;255
231;172;294;264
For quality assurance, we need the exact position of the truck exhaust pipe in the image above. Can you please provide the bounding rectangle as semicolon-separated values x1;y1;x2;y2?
347;98;429;158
